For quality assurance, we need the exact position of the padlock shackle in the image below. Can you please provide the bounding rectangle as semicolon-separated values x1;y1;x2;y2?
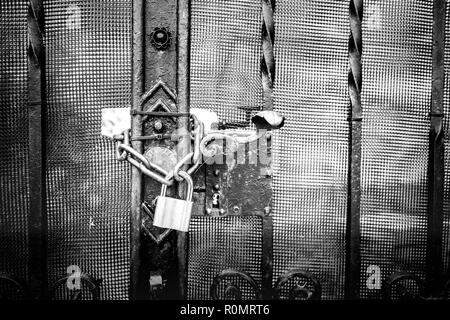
160;170;193;200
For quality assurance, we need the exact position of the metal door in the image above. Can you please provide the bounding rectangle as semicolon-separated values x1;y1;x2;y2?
1;0;450;300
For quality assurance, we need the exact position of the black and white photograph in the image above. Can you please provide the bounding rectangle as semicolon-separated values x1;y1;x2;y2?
0;0;449;312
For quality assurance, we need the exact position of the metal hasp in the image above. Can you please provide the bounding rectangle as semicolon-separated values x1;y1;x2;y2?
131;0;191;299
345;0;363;300
426;0;446;298
27;0;48;300
204;0;280;300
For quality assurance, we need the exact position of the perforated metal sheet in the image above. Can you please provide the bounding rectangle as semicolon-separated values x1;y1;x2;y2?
0;0;29;285
360;0;432;299
190;0;263;128
45;0;131;299
187;216;263;299
272;0;349;300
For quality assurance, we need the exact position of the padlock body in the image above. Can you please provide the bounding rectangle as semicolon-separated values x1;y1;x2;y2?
153;196;193;232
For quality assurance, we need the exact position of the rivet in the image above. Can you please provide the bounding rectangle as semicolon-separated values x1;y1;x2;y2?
154;120;163;132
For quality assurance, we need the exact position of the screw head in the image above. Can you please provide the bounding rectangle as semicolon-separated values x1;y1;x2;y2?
233;206;240;214
264;206;271;215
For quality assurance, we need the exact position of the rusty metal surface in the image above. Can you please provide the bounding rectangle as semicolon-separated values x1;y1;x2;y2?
132;0;192;299
175;0;191;300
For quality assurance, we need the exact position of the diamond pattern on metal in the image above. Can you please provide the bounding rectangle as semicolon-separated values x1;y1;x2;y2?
0;0;30;288
45;0;132;299
187;216;263;300
360;0;432;299
272;0;349;300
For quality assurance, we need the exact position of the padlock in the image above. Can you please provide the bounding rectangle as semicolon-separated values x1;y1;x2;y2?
153;170;193;232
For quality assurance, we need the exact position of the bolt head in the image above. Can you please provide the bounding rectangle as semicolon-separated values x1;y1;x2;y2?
154;120;163;131
264;206;271;215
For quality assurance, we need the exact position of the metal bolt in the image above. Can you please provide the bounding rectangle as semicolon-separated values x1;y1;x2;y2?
154;120;163;132
213;184;220;190
233;206;240;214
264;206;271;215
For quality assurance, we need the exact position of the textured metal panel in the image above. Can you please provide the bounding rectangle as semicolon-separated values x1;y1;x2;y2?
188;0;264;300
272;0;349;300
0;0;29;284
190;0;263;128
45;1;131;299
360;1;432;299
443;4;450;278
187;216;263;299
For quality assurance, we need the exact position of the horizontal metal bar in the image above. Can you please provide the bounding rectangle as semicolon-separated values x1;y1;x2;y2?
130;110;190;117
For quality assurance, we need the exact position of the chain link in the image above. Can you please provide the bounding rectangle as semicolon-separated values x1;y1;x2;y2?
113;113;260;186
114;114;204;187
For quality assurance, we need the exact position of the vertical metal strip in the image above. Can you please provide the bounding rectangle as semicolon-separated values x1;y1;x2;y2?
261;0;275;111
176;0;191;299
261;0;275;299
27;0;47;300
427;0;446;297
262;215;273;299
345;0;363;300
131;0;144;300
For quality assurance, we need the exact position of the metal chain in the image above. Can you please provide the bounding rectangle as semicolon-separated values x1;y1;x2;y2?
114;114;204;186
